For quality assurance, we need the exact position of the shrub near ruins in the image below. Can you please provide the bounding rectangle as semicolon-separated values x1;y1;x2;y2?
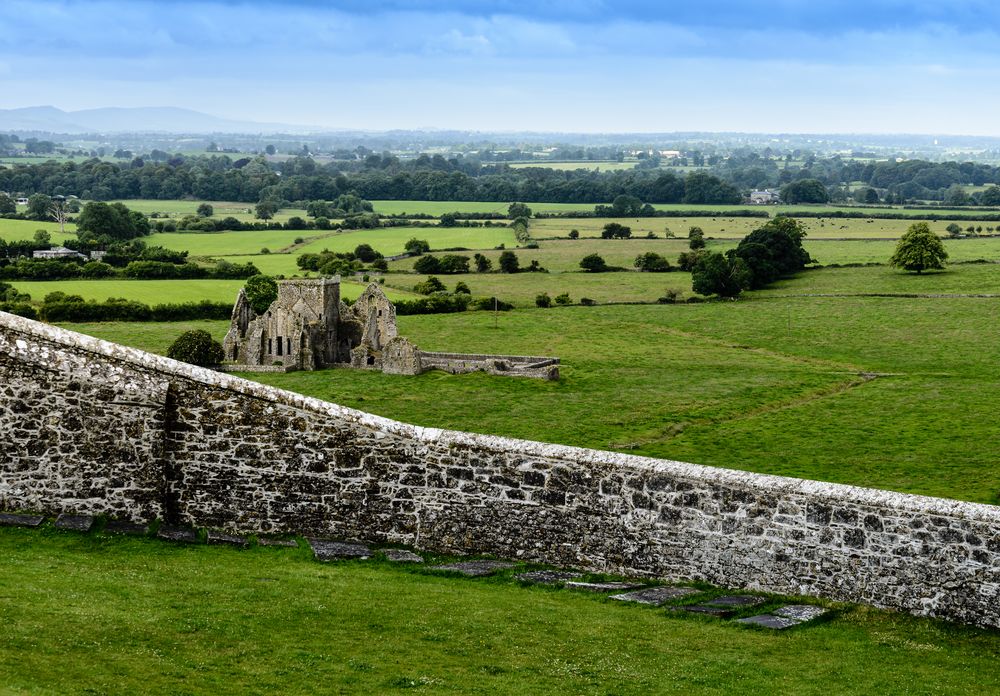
166;329;224;367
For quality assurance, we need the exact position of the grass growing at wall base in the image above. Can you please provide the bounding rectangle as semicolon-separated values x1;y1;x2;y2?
0;526;998;695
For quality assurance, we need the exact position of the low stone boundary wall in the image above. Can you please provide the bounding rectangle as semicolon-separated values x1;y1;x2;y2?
418;351;559;379
1;311;998;628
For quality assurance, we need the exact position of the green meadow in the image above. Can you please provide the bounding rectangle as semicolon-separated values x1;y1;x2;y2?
3;527;997;695
12;278;418;304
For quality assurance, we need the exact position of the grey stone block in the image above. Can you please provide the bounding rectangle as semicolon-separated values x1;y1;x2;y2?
675;604;736;618
516;570;583;585
103;520;149;536
381;549;424;563
737;614;801;629
705;595;766;608
54;514;95;532
258;537;298;547
157;525;199;543
308;539;372;561
774;605;828;623
0;513;44;528
206;530;249;547
564;581;646;593
429;560;515;577
611;586;699;606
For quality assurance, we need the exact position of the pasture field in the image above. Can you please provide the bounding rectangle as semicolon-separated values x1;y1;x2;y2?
386;237;1000;274
146;229;329;256
370;200;596;216
384;269;690;306
110;199;311;224
0;217;77;242
3;528;997;695
10;278;417;304
66;263;1000;506
293;225;517;256
530;216;999;240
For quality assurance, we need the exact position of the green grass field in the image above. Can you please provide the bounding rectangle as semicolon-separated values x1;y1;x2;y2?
11;278;417;304
146;229;330;256
110;200;311;224
2;527;996;695
531;216;999;240
294;226;518;256
0;217;77;243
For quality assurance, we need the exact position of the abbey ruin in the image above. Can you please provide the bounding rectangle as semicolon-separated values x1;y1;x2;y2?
222;277;559;379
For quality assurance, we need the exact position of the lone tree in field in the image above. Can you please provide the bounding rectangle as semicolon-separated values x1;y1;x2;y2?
889;222;948;274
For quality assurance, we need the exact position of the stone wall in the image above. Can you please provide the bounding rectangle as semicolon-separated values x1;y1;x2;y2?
1;310;999;629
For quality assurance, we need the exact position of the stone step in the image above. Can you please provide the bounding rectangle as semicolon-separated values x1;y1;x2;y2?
381;549;424;563
258;537;299;548
611;586;699;606
564;581;646;593
429;560;515;577
156;525;199;543
515;570;583;585
207;530;249;547
308;539;372;561
55;514;95;532
103;520;150;536
0;513;45;528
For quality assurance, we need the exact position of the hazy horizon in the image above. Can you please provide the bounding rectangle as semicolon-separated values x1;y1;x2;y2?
3;1;1000;136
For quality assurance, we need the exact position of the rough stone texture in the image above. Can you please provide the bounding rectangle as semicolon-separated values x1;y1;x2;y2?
54;514;95;532
0;513;44;527
258;537;298;548
611;586;699;605
565;581;646;593
222;278;557;379
736;614;801;630
2;311;1000;629
207;530;250;546
676;605;736;618
429;560;515;577
418;352;560;381
103;520;149;536
157;525;199;543
308;539;371;561
515;570;583;585
774;605;828;622
705;595;766;608
381;548;424;563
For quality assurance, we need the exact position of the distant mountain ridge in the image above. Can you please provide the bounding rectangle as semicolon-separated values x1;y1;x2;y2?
0;106;318;134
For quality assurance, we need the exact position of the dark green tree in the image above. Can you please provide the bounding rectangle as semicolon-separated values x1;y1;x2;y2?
691;252;750;298
579;253;609;272
634;252;671;272
244;274;278;313
508;202;532;219
167;330;224;367
196;203;214;217
405;238;430;255
601;222;631;239
498;250;520;273
889;222;948;274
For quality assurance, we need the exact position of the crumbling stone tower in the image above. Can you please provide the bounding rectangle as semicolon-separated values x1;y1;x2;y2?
223;277;341;371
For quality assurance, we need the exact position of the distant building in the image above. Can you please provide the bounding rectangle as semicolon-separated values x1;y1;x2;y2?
749;189;781;204
32;247;87;260
15;198;29;206
223;277;559;379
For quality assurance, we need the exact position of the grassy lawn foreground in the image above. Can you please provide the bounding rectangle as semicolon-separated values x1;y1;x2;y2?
0;527;997;695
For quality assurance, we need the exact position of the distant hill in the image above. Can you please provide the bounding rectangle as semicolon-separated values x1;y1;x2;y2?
0;106;318;134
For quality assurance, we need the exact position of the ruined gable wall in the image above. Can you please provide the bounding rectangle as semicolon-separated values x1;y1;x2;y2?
1;311;999;629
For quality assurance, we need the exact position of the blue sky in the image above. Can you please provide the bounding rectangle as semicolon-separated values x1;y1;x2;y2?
2;0;1000;134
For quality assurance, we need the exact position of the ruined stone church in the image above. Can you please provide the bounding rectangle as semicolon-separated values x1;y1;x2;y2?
223;277;559;379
